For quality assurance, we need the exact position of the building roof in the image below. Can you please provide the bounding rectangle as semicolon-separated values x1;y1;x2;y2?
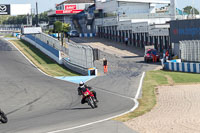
117;0;170;4
57;0;94;6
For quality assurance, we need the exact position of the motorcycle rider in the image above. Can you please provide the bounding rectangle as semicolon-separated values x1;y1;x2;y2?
78;81;98;104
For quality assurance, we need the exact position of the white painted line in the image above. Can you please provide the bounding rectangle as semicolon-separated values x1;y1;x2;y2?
47;72;146;133
135;72;145;99
169;62;172;70
174;63;177;71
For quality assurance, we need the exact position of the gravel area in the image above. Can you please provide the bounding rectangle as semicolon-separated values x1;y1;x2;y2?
125;84;200;133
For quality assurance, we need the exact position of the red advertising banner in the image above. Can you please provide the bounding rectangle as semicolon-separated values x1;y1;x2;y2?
56;4;83;14
65;5;76;10
56;9;83;14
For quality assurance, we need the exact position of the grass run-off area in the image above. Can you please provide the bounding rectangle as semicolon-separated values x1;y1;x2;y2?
114;70;200;122
10;39;79;76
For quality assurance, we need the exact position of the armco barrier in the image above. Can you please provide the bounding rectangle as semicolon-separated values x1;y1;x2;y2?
79;33;96;37
21;35;62;64
164;62;200;73
63;58;97;76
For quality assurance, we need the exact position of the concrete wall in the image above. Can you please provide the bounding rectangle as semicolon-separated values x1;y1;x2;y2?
21;35;62;64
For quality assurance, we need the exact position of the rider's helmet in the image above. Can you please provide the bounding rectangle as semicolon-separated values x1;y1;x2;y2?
79;81;84;88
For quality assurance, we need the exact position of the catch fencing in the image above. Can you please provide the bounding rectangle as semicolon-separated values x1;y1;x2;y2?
24;32;95;74
34;32;95;69
67;42;94;69
34;32;62;51
0;25;21;31
180;40;200;62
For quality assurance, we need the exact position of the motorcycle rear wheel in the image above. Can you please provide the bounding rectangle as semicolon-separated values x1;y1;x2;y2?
0;110;8;123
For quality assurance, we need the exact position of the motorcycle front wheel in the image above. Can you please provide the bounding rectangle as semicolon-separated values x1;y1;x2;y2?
88;97;95;109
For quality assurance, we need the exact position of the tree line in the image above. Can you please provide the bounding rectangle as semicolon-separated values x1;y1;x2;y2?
0;11;49;25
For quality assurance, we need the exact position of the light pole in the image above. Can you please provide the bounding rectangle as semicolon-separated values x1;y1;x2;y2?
36;2;39;26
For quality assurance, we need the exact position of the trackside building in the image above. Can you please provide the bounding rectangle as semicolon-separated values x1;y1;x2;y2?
94;0;173;53
170;19;200;58
47;0;94;30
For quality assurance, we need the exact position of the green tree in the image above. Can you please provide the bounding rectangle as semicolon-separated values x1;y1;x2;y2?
62;23;70;33
53;21;70;44
54;21;62;33
39;11;49;23
1;11;49;25
183;6;199;15
54;21;62;40
0;15;9;24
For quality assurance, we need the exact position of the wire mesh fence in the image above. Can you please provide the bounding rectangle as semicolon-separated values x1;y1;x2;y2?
34;32;62;51
180;40;200;62
67;43;94;69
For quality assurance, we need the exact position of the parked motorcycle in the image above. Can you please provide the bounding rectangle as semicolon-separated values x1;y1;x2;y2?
0;109;7;123
82;88;98;109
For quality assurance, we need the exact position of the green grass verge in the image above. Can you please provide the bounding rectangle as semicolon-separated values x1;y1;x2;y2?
4;34;14;38
114;70;200;122
10;40;79;76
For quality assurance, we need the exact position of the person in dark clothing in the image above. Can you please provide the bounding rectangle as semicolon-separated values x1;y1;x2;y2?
125;37;128;46
103;58;108;73
77;81;98;104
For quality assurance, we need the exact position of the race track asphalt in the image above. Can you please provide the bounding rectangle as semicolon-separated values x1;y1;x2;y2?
0;38;138;133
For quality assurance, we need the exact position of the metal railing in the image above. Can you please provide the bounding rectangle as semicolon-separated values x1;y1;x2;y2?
119;13;171;20
33;32;62;51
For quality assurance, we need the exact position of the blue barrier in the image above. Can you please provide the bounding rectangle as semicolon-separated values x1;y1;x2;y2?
164;62;200;73
25;35;59;57
79;33;96;37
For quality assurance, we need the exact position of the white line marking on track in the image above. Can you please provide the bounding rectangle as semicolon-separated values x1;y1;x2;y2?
5;38;52;78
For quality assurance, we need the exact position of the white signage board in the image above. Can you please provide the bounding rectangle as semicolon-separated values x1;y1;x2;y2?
11;4;31;15
132;22;148;33
117;20;132;30
22;27;42;34
149;28;169;36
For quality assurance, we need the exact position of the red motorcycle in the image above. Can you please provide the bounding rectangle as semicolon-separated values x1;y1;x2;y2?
82;88;98;109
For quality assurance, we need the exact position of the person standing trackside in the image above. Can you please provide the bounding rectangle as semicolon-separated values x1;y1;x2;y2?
125;37;128;46
103;58;108;73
